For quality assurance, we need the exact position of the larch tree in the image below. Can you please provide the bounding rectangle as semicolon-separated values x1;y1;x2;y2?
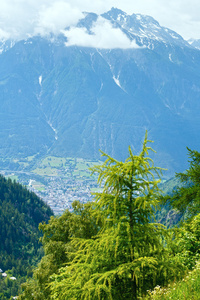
50;132;178;299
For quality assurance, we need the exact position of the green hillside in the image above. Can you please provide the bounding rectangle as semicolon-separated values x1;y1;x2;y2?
145;261;200;299
0;175;53;299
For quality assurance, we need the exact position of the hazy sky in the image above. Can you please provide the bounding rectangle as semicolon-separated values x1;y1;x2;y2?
0;0;200;42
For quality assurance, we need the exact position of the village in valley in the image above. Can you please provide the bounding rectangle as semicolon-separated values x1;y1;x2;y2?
0;156;102;215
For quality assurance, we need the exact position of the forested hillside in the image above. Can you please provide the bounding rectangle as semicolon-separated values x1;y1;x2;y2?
18;134;200;299
0;175;53;299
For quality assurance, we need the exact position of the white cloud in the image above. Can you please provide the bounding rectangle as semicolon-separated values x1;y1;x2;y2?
0;0;110;40
63;17;140;49
34;2;84;36
0;29;11;40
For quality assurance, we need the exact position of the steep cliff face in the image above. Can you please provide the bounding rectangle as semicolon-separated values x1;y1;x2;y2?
0;8;200;175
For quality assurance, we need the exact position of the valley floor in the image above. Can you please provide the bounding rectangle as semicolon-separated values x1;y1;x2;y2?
0;156;101;214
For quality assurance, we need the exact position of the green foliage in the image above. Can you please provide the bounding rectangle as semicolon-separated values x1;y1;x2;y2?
144;148;200;299
164;148;200;220
0;175;53;299
19;201;101;300
19;138;200;300
145;261;200;300
48;133;181;299
167;213;200;270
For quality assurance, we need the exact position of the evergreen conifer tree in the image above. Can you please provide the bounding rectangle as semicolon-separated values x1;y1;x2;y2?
50;133;176;299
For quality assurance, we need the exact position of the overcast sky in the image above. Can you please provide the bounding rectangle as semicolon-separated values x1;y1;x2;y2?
0;0;200;42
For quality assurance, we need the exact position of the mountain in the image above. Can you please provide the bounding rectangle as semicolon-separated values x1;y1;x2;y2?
0;8;200;176
188;38;200;50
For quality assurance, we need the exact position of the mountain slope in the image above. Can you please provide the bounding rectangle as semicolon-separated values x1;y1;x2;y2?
0;8;200;175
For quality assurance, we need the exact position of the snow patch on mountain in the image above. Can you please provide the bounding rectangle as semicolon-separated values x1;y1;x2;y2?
48;121;58;140
0;39;15;54
113;75;127;93
39;75;42;86
113;75;121;87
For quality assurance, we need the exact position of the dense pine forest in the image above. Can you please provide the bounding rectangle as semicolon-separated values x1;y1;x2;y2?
1;133;200;299
0;175;53;299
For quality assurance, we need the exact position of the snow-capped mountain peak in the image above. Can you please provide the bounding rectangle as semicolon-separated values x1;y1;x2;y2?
60;7;190;51
100;8;187;47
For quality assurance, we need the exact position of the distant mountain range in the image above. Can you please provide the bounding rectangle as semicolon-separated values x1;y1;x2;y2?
0;7;200;176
